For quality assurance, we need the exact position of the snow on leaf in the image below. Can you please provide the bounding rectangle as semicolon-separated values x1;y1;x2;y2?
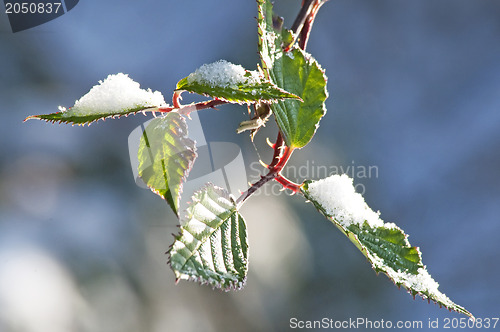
302;175;473;319
306;174;383;229
176;60;299;104
137;113;197;217
168;183;249;290
25;73;167;125
186;60;261;88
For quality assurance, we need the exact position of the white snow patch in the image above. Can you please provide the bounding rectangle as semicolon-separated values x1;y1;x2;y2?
307;174;383;228
61;73;166;116
369;252;455;307
397;268;441;296
187;60;261;88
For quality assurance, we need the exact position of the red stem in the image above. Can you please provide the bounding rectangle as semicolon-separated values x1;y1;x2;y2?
273;145;294;173
275;175;302;192
298;0;327;51
236;133;300;207
272;146;301;193
285;0;328;52
172;90;182;108
268;132;284;169
156;99;227;116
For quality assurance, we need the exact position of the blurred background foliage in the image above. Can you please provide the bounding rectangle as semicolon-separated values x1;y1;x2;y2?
1;1;499;331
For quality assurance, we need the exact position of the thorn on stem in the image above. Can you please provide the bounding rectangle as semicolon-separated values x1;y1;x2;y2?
266;137;275;148
259;159;270;169
173;90;183;108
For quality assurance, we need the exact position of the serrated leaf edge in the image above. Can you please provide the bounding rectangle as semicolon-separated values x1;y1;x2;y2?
167;183;248;291
175;80;301;106
24;107;164;126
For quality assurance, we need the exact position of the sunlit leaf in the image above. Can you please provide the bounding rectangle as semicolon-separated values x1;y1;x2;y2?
169;184;249;290
137;113;197;216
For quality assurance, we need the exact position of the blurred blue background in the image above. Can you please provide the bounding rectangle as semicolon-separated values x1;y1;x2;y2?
1;1;499;331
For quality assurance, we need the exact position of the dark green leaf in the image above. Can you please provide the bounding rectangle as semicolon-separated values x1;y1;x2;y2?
301;177;473;319
269;48;328;148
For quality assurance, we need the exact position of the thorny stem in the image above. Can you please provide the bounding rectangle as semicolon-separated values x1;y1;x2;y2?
236;170;276;208
286;0;328;52
157;98;228;116
236;0;329;207
268;131;285;169
236;132;300;208
172;90;183;108
290;0;316;39
275;174;302;191
298;0;327;50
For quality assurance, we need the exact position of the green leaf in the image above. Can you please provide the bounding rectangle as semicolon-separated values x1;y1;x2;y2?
25;106;161;126
269;49;328;148
25;73;166;125
137;113;197;217
176;60;299;104
169;183;249;290
257;0;278;75
301;175;473;319
257;0;328;148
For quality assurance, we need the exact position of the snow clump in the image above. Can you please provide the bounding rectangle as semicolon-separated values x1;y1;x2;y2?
307;174;384;229
187;60;261;88
60;73;166;115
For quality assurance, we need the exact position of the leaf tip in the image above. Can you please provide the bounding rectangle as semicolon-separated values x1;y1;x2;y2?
23;115;37;122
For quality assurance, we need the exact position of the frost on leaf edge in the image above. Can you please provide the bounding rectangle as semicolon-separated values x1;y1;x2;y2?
167;183;249;291
24;106;163;126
